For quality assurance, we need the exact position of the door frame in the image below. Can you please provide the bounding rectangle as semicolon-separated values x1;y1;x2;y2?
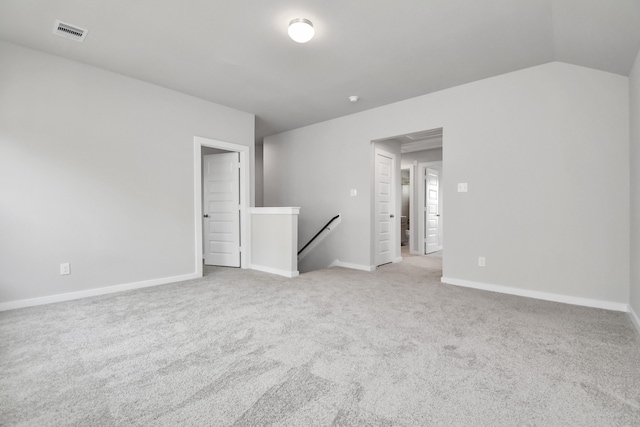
194;136;251;276
417;160;442;255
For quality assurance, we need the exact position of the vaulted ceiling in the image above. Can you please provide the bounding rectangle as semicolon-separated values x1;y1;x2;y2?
1;0;639;141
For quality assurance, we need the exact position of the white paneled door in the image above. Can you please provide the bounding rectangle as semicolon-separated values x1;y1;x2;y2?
375;149;395;266
203;153;240;267
425;167;441;254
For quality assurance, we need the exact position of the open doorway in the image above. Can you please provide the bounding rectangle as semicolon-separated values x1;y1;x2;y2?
373;128;443;266
193;136;251;277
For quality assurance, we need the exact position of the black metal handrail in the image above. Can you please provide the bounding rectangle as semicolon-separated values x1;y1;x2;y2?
297;214;340;256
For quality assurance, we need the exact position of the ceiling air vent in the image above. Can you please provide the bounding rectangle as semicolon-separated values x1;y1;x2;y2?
53;20;88;42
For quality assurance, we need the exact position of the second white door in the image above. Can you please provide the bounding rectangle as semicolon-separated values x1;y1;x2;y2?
203;152;240;267
424;167;441;254
375;149;395;266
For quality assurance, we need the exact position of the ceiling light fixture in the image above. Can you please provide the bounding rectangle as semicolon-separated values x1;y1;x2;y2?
288;18;314;43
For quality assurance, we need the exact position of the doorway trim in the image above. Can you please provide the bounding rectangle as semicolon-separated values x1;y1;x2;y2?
194;136;251;277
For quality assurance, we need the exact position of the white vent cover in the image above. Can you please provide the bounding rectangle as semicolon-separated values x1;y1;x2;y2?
53;20;88;42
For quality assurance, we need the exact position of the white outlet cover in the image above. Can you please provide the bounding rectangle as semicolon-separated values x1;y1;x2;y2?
457;183;468;192
60;263;70;275
350;189;357;196
478;257;486;267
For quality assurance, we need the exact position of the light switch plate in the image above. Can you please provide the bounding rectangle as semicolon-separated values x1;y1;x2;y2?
350;189;357;196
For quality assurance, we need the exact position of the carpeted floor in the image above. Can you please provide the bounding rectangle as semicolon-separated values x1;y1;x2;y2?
1;256;639;426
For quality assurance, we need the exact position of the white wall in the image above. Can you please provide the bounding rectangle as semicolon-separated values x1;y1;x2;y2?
630;48;640;320
264;62;629;305
250;208;299;277
255;143;264;207
0;41;254;304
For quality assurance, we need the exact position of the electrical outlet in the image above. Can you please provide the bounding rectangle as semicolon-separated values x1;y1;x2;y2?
457;183;468;192
60;263;70;275
478;257;486;267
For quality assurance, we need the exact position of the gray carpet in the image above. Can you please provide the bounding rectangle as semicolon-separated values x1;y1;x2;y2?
1;256;639;426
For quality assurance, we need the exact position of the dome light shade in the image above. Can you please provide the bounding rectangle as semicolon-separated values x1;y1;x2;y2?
288;18;314;43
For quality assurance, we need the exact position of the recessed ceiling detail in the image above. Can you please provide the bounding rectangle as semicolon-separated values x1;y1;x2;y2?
400;138;442;153
405;128;442;141
375;128;444;153
53;20;88;43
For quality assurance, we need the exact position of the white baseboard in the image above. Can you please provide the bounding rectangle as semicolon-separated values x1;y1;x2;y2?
629;305;640;336
250;264;299;278
329;260;376;272
440;277;628;312
0;272;200;312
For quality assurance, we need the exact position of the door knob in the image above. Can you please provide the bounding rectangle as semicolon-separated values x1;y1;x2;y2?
204;214;209;218
390;214;395;218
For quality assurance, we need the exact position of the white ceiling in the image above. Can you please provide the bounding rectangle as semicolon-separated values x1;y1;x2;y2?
1;0;639;141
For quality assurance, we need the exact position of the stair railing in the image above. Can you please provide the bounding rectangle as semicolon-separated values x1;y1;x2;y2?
297;214;341;260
